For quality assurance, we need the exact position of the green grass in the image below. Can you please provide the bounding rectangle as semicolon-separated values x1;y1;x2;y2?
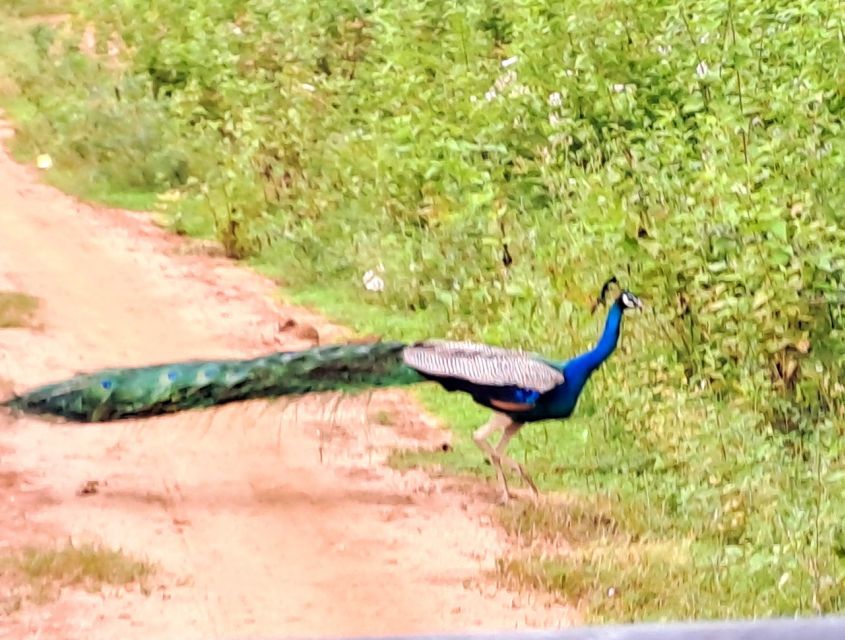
494;494;845;619
0;290;39;328
2;0;845;624
1;542;154;611
51;173;158;211
496;542;704;620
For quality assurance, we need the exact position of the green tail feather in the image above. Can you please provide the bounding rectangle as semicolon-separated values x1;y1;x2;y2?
1;341;424;423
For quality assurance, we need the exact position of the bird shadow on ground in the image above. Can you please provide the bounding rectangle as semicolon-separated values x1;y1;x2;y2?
89;484;419;511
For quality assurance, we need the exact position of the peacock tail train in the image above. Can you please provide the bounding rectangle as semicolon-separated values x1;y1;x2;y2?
1;341;425;423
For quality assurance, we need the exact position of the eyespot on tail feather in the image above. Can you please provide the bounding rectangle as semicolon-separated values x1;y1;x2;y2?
1;341;424;423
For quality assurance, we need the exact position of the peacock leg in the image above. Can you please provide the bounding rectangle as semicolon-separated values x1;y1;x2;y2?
472;412;514;502
493;421;539;498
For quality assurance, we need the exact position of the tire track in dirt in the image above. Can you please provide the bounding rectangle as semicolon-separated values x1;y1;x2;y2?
0;116;577;639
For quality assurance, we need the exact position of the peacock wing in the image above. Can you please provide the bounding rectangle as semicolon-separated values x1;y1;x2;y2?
401;340;564;394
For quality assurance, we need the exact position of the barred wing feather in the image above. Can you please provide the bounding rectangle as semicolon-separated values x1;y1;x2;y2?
402;340;563;393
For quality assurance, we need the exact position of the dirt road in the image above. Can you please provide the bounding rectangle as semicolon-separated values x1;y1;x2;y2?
0;116;576;638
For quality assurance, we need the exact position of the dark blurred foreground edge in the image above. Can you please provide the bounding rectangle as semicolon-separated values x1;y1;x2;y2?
225;615;845;640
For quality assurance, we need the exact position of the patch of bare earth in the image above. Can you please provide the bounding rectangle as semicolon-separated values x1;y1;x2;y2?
0;115;578;638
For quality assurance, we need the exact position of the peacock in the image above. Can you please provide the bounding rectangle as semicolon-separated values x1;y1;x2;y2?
1;277;643;502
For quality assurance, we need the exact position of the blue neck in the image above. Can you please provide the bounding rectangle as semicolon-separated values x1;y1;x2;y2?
563;302;624;381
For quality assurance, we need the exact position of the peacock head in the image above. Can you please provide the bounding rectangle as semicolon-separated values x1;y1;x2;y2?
592;275;643;313
618;290;643;311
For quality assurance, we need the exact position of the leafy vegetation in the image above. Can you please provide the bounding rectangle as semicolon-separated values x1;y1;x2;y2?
2;0;845;622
